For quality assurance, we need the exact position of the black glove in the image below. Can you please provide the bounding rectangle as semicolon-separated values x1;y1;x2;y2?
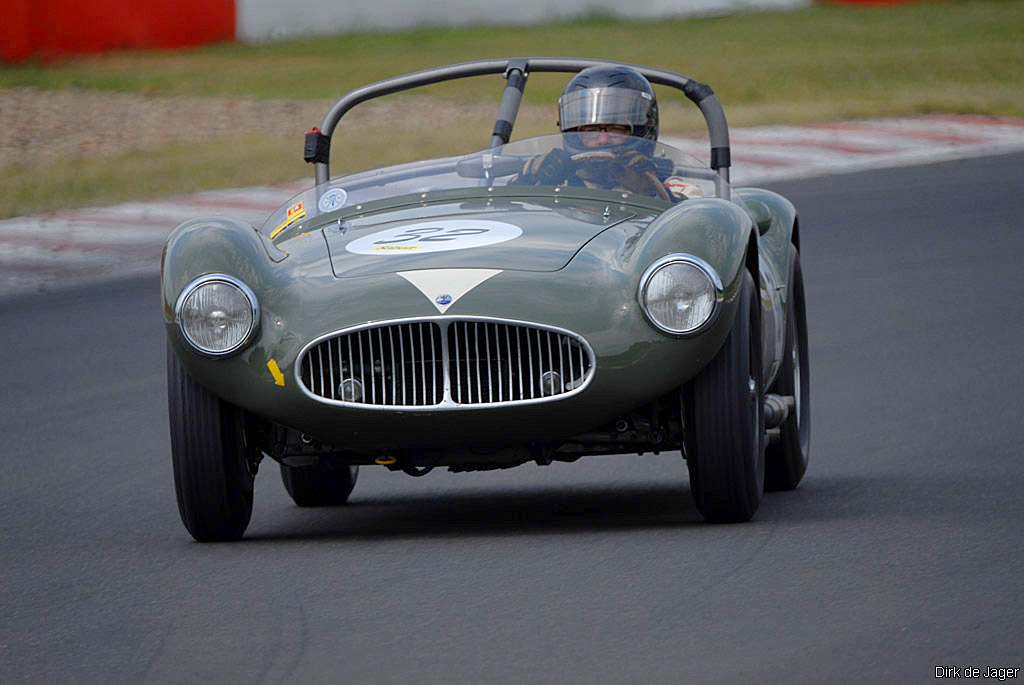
574;149;656;185
617;149;658;177
520;148;574;186
616;150;671;201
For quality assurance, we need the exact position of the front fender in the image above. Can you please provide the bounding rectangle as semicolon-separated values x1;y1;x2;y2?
632;197;756;304
161;216;300;400
160;216;285;326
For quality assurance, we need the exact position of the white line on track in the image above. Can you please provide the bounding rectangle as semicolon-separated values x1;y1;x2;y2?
3;116;1023;297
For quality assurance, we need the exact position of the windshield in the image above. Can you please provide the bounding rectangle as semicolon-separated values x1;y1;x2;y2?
261;133;729;239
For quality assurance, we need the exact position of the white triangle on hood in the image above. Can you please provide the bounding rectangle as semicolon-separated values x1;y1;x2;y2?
397;269;502;313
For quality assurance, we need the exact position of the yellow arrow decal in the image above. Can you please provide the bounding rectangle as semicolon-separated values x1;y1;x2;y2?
267;359;285;386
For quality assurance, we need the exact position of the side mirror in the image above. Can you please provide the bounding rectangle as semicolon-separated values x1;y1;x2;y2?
744;198;773;236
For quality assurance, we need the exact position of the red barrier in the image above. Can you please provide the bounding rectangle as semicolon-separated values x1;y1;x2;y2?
1;0;32;61
1;0;235;61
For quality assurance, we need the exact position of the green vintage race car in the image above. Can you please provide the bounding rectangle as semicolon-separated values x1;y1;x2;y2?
162;58;810;541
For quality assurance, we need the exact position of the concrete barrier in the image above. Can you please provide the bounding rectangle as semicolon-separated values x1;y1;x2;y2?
237;0;811;42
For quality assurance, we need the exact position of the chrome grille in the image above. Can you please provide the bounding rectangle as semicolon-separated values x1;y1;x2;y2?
448;320;590;404
301;321;444;406
298;318;594;409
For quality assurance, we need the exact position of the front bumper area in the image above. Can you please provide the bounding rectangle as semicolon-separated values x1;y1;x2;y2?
167;299;737;455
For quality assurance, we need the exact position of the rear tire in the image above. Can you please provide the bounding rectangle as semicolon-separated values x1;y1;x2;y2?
167;342;255;542
765;247;811;491
280;462;358;507
684;270;765;523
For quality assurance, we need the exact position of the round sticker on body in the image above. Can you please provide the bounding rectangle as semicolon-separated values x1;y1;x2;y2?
346;219;522;255
317;188;348;213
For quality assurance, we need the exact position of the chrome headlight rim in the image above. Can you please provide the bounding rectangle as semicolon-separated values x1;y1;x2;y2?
174;273;260;357
638;253;724;337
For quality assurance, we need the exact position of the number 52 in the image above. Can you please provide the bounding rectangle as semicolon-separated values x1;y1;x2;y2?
374;227;488;244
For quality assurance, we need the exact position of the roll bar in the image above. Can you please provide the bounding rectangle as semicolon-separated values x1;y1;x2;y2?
304;57;731;187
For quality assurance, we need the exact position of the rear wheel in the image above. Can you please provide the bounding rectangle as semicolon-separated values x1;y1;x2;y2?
684;270;765;523
765;247;811;491
167;342;256;542
280;462;358;507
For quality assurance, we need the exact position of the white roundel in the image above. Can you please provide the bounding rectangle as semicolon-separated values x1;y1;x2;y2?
318;188;348;213
346;219;522;255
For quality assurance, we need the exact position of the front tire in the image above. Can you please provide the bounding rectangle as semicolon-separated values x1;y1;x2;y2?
167;342;255;542
765;247;811;491
280;462;358;507
683;270;765;523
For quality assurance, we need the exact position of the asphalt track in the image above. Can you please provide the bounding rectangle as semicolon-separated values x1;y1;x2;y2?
2;152;1023;683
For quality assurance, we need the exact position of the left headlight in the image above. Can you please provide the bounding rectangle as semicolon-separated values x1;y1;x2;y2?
175;274;260;356
638;254;723;336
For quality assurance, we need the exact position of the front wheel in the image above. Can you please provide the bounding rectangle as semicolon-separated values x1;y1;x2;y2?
765;246;811;491
167;342;256;542
683;270;765;523
280;462;358;507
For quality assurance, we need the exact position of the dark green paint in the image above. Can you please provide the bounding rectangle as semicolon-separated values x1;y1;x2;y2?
162;183;795;454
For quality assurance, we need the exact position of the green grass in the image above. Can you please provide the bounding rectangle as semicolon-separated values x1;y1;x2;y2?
5;3;1022;109
0;136;306;219
2;1;1022;217
0;111;552;219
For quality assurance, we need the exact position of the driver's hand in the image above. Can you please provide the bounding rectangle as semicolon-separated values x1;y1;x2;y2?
618;150;658;177
522;148;574;186
613;150;671;201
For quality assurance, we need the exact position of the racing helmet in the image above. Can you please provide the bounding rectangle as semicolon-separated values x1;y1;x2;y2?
558;65;659;155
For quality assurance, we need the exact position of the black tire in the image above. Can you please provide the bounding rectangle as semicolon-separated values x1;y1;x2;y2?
280;461;358;507
765;247;811;491
683;270;765;523
167;342;255;542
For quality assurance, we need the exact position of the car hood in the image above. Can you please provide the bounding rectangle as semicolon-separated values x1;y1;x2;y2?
318;197;642;278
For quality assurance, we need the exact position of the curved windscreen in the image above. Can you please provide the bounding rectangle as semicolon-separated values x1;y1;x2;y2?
261;134;729;238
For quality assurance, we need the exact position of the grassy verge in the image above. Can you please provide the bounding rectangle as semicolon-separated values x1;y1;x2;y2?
1;1;1022;217
0;109;556;218
1;136;307;219
5;3;1022;107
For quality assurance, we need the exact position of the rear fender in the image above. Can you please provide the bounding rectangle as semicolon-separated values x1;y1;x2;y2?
734;187;798;277
734;188;799;384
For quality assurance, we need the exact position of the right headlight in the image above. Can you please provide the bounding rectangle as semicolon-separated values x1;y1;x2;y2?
175;274;260;356
638;254;723;336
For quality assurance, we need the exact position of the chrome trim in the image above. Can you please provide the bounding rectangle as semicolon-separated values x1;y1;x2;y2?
173;273;260;357
294;316;596;411
637;253;724;338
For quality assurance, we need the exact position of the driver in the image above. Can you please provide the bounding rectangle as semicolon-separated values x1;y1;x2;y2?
512;65;698;202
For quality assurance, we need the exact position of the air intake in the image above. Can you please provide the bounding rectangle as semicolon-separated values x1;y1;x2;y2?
298;317;594;409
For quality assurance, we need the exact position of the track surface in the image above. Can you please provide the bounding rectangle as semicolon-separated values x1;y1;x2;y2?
2;153;1023;683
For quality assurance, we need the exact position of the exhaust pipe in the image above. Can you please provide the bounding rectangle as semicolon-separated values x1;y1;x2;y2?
764;394;795;429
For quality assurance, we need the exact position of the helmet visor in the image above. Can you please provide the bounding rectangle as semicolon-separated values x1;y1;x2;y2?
558;87;655;132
